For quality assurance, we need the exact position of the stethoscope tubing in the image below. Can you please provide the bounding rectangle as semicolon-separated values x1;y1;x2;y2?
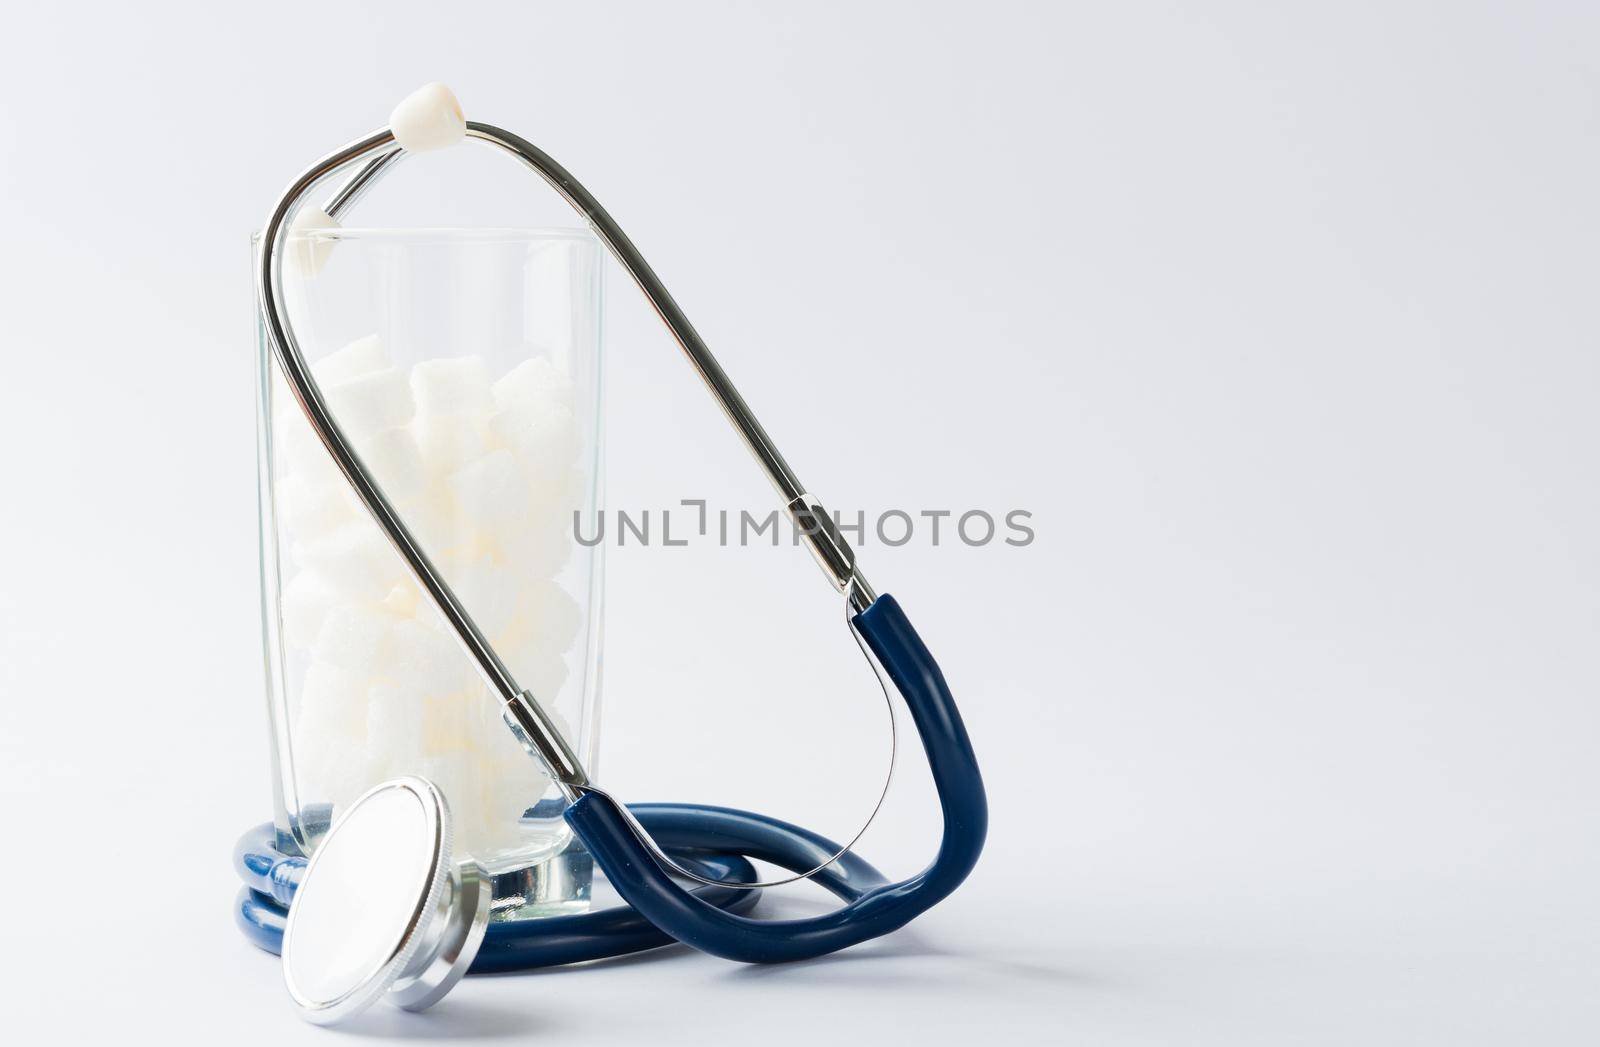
566;593;986;963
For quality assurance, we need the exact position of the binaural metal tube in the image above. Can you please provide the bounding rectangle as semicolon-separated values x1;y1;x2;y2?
322;147;404;219
459;125;805;502
326;123;877;607
258;117;878;800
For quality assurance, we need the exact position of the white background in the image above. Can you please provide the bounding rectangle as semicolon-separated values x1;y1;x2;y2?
1;2;1597;1043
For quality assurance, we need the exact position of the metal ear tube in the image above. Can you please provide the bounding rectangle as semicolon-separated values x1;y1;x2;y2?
250;82;985;1025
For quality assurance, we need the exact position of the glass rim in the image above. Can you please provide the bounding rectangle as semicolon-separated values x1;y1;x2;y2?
251;225;598;245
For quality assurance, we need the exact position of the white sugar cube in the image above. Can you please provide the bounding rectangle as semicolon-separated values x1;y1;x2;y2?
446;450;535;539
412;413;490;476
438;549;523;638
295;659;368;739
294;660;385;810
278;472;358;539
280;570;338;649
498;500;578;580
350;426;424;504
312;334;387;384
324;367;414;437
392;487;467;558
411;356;493;418
313;603;395;678
295;522;403;602
492;357;575;415
274;411;343;484
388;616;476;697
286;205;338;278
421;691;479;756
509;583;583;653
492;581;579;650
486;403;579;489
418;716;555;858
296;736;380;813
365;679;428;764
381;582;420;617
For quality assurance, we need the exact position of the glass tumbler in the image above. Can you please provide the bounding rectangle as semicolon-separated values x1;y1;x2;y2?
254;228;604;919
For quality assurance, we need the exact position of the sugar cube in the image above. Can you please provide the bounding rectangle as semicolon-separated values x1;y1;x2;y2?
297;520;406;602
295;659;369;742
273;410;343;484
438;549;523;639
312;333;387;384
280;570;338;649
365;679;427;765
493;581;582;653
295;735;379;813
447;449;535;540
286;205;338;277
487;403;579;488
314;603;395;678
278;471;358;539
381;582;420;617
392;485;467;557
412;413;490;477
492;357;575;415
420;691;479;756
498;505;577;580
411;356;493;418
351;426;424;504
388;616;477;697
324;367;415;437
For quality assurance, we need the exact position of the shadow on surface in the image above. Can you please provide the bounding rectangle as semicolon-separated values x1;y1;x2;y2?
717;931;1096;992
327;1000;547;1041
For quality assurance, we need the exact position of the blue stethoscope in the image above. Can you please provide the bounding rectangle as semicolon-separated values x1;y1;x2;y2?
243;83;986;1024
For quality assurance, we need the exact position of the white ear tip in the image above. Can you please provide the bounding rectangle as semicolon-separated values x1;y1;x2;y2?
288;206;339;277
391;82;466;153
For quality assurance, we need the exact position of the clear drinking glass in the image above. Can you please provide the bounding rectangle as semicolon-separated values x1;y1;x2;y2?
254;228;604;919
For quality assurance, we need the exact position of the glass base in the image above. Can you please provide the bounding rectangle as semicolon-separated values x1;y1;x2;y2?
488;845;594;921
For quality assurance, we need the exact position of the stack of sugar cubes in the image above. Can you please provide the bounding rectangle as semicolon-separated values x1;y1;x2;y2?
271;333;585;861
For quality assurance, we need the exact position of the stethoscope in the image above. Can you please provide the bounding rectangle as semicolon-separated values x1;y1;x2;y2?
243;83;987;1025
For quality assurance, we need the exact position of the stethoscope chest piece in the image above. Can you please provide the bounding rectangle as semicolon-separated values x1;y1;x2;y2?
282;777;490;1025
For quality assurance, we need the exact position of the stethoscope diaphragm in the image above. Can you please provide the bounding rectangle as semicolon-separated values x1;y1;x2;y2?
281;777;490;1024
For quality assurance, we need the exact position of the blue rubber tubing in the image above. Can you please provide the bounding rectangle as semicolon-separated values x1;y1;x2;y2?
565;593;987;963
